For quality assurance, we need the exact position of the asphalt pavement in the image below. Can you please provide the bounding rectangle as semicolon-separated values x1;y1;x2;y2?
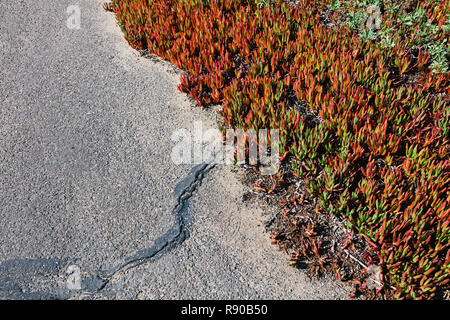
0;0;352;299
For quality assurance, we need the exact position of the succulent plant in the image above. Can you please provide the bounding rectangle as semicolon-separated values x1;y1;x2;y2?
108;0;449;299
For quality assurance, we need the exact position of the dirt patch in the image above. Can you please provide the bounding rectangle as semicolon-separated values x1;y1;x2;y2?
238;166;395;300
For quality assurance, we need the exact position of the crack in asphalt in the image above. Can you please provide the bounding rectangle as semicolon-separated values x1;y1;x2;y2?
92;162;216;293
0;158;216;299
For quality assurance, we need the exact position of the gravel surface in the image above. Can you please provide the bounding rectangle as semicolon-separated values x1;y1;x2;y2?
0;0;352;299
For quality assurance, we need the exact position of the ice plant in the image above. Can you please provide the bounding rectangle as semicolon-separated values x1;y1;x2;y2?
108;0;450;299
